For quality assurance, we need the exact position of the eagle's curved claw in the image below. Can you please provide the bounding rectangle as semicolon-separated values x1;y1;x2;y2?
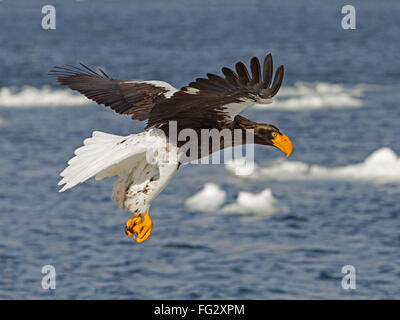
124;226;137;238
125;215;141;238
132;213;153;243
125;214;153;243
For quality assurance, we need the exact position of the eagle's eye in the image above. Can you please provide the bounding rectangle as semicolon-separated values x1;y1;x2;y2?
272;132;278;138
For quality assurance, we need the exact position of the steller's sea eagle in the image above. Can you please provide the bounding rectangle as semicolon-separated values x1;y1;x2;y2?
50;53;293;243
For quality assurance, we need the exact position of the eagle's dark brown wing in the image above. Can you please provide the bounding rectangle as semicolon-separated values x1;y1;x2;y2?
146;53;284;129
50;54;284;128
49;64;176;121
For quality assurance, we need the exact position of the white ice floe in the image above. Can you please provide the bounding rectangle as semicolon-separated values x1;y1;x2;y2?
253;82;371;111
221;188;277;216
226;148;400;184
185;183;278;216
0;85;92;108
185;183;226;212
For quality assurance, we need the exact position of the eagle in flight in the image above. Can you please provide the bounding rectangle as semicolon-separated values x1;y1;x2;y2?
50;53;293;243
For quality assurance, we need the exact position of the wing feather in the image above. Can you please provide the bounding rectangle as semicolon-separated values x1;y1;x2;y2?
250;56;261;85
235;62;251;85
51;54;284;130
147;53;285;129
262;54;273;88
49;66;177;121
269;65;284;97
221;67;240;86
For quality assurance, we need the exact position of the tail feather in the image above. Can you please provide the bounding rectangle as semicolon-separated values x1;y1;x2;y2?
58;131;126;192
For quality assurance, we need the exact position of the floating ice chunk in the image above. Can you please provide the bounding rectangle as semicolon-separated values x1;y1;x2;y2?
221;188;277;216
253;82;371;111
226;148;400;184
185;183;279;216
185;183;226;212
0;85;92;108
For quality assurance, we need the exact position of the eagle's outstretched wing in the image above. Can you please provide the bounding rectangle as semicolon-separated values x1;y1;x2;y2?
146;54;284;130
50;54;283;129
49;64;177;121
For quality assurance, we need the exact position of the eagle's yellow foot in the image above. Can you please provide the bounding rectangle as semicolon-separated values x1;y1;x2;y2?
124;213;153;243
125;215;142;237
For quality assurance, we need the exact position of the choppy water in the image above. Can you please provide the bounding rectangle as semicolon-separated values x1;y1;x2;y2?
0;0;399;299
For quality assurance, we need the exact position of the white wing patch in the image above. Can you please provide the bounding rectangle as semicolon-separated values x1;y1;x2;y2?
182;87;200;95
222;99;254;121
123;80;178;98
222;96;274;121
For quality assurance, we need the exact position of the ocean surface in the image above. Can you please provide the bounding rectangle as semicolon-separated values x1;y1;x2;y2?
0;0;399;299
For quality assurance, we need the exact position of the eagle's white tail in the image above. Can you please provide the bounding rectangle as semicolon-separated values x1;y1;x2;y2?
58;131;126;192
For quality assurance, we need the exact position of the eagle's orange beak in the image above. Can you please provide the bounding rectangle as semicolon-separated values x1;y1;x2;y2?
272;134;293;157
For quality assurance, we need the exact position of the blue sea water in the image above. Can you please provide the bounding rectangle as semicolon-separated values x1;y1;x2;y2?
0;0;399;299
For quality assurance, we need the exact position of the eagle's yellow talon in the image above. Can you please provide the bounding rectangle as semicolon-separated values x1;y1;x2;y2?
124;227;135;237
125;215;142;237
125;213;153;243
